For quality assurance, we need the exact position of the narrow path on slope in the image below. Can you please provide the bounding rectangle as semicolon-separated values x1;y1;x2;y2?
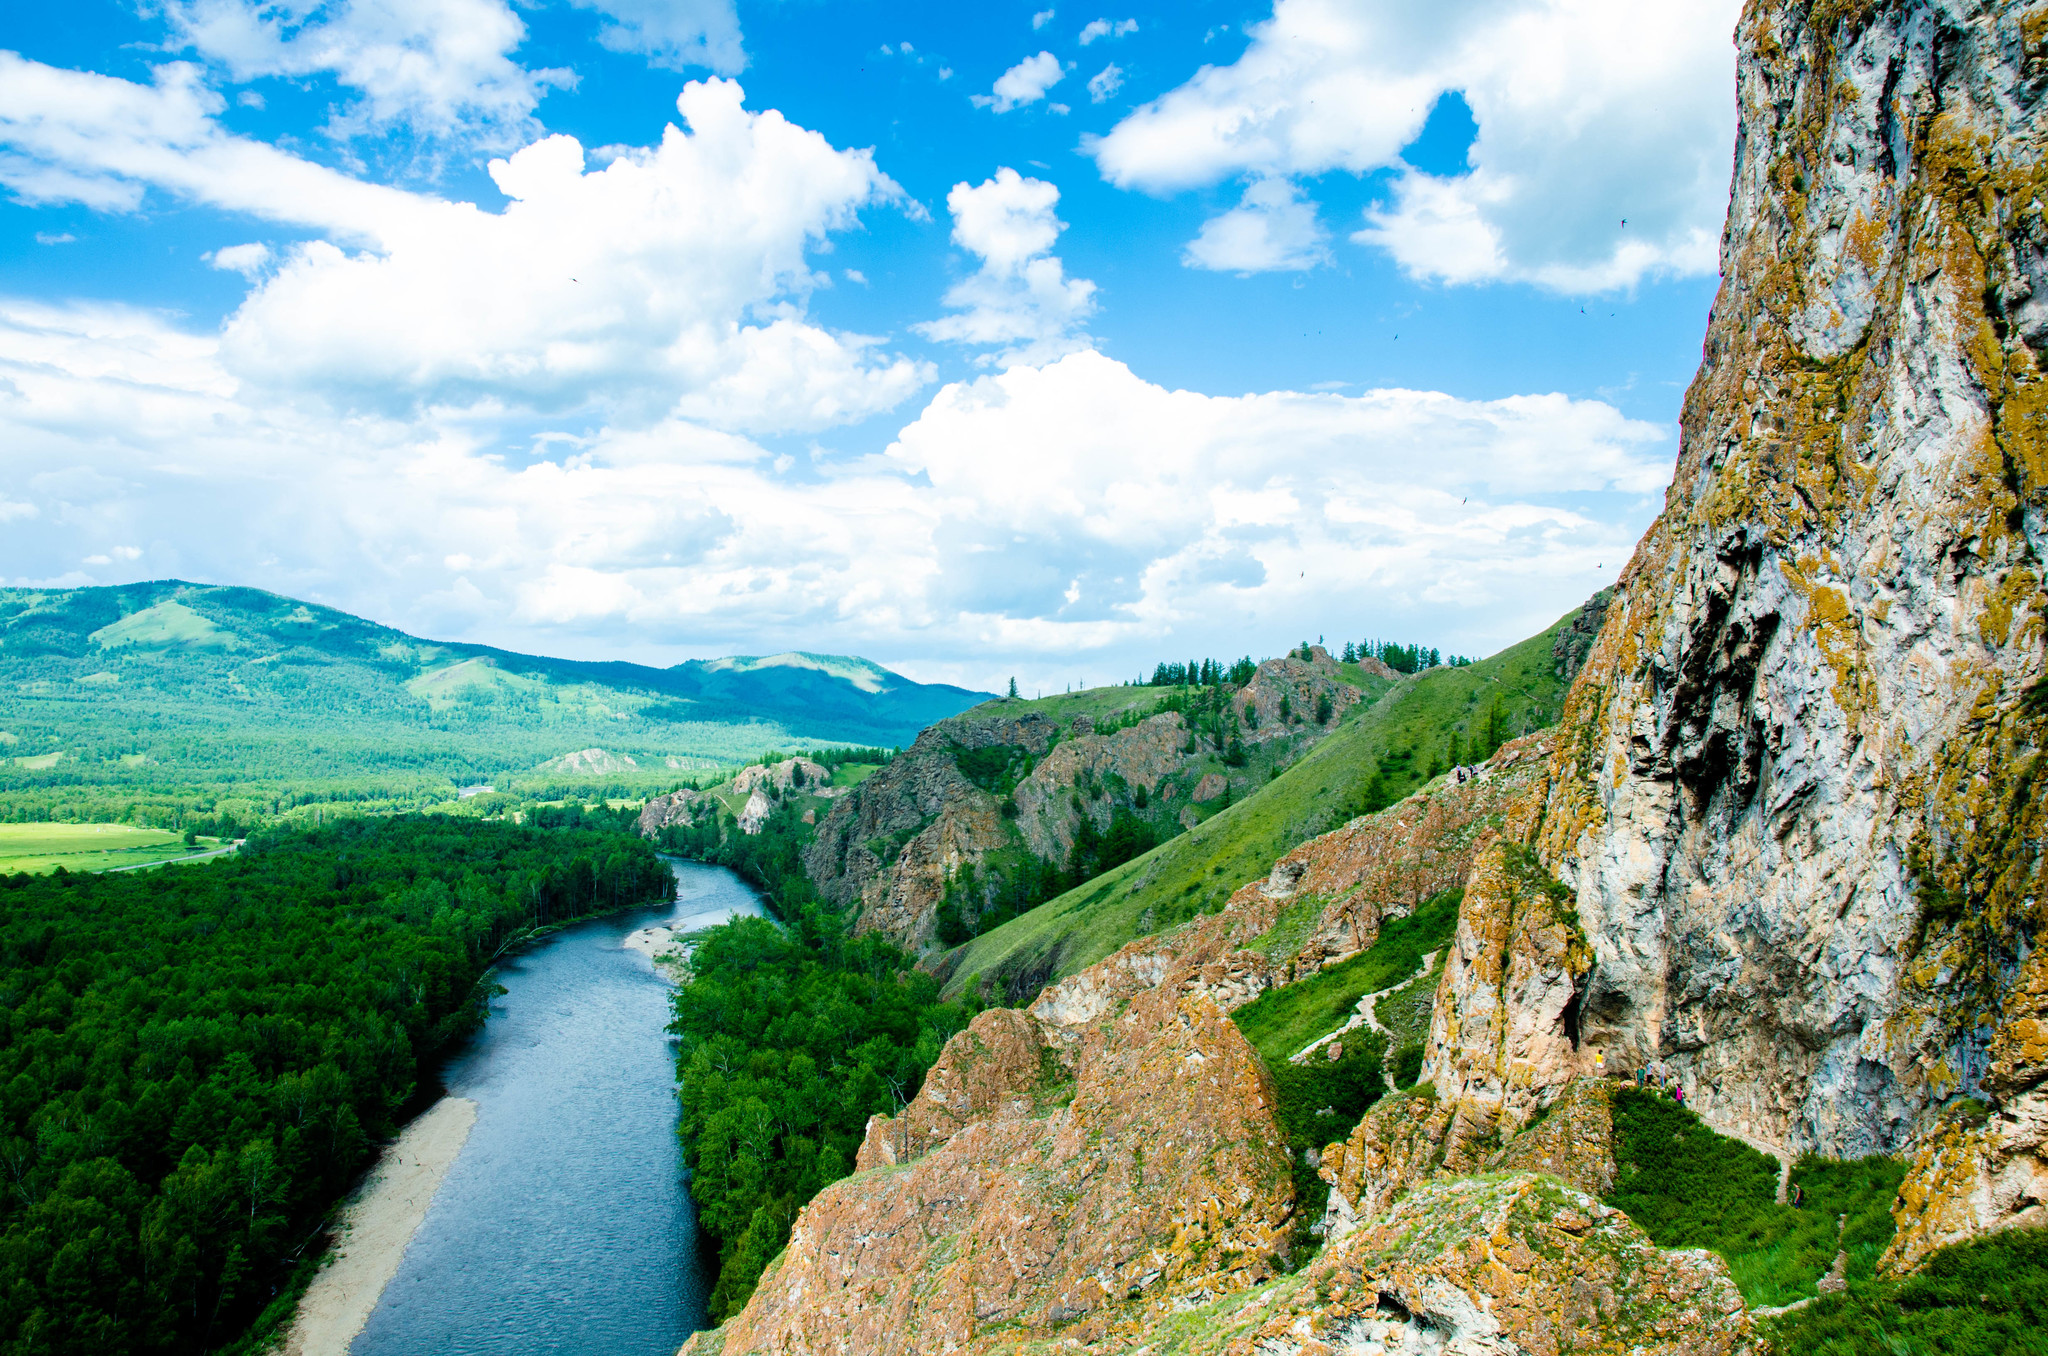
1292;949;1440;1093
1693;1109;1797;1204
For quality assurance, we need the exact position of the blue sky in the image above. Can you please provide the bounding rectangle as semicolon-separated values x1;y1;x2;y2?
0;0;1741;692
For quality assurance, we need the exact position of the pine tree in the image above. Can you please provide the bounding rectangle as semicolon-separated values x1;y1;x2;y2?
1007;676;1019;699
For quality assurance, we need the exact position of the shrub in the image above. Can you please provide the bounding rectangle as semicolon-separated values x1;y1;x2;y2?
1765;1226;2048;1356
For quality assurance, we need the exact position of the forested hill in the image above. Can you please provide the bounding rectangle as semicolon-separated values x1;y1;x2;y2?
0;582;990;800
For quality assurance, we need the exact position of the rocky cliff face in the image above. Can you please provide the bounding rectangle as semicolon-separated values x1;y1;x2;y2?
805;655;1377;953
1497;0;2048;1263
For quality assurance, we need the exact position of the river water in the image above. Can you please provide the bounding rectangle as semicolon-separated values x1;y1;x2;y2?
352;859;767;1356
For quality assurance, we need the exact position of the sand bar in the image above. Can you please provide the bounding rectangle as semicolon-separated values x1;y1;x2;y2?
622;923;694;980
281;1095;478;1356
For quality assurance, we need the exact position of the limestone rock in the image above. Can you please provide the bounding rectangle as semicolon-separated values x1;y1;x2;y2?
735;787;772;835
1424;841;1593;1140
853;1007;1058;1171
686;986;1291;1356
1462;0;2048;1260
1484;1078;1621;1200
1235;648;1366;742
730;757;833;798
807;689;1366;953
637;786;708;835
1188;1174;1754;1356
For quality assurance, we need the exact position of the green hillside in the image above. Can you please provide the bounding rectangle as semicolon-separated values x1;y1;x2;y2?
0;582;989;826
933;609;1581;1002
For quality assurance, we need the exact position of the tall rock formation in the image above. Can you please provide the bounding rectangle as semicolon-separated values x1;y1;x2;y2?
1509;0;2048;1264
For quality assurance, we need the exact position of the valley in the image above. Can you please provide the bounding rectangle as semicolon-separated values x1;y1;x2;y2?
6;2;2048;1355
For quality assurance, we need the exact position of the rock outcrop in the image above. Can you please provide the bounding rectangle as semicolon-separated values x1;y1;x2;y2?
1176;1173;1752;1356
1494;0;2048;1262
806;669;1380;952
1321;1079;1620;1237
730;757;833;798
683;984;1294;1356
1235;646;1369;742
637;786;709;835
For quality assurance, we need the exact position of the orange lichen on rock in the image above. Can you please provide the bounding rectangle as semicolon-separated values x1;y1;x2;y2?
682;984;1292;1356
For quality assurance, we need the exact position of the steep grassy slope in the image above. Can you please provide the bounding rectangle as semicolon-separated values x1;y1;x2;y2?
0;582;989;824
935;609;1581;1001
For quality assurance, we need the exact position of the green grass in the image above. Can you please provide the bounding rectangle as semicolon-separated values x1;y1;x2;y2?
1223;888;1464;1268
830;762;883;788
0;821;229;875
1606;1086;1905;1307
935;611;1579;1004
1230;888;1461;1066
964;686;1174;726
1365;931;1450;1089
1763;1226;2048;1355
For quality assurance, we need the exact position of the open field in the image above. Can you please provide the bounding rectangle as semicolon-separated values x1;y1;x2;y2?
0;822;222;875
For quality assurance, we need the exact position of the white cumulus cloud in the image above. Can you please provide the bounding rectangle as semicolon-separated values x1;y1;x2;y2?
1086;0;1740;292
0;56;929;434
567;0;744;73
1182;177;1327;273
1079;18;1139;44
914;168;1097;366
975;51;1064;113
163;0;571;146
1087;64;1123;103
206;241;271;275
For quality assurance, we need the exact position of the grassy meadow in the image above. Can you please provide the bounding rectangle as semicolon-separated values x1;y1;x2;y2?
0;822;226;875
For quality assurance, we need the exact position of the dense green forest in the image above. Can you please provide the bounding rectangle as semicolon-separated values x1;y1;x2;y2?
0;582;985;829
0;816;673;1355
657;802;975;1321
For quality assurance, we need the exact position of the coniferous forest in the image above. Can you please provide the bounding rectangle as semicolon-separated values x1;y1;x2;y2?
0;817;672;1355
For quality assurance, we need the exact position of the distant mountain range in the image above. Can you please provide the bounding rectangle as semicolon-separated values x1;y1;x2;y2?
0;581;991;794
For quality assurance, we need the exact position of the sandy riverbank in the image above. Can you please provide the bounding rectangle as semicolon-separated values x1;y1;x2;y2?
280;1095;478;1356
622;923;694;981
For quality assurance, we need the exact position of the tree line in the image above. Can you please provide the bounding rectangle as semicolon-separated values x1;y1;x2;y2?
0;815;673;1355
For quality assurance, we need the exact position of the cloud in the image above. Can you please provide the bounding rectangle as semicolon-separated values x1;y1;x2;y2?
1079;18;1139;44
33;232;74;245
221;81;928;429
1033;10;1057;29
914;168;1096;366
0;54;433;239
883;350;1667;644
206;241;271;275
1086;0;1740;292
1087;64;1123;103
0;57;929;433
163;0;572;146
567;0;745;74
0;301;1667;687
974;52;1064;113
1182;177;1327;272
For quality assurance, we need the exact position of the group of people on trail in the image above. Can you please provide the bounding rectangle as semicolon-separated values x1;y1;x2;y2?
1591;1049;1689;1106
1635;1059;1685;1106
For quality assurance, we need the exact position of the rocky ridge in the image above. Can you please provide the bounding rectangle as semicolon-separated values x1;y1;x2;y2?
802;652;1380;953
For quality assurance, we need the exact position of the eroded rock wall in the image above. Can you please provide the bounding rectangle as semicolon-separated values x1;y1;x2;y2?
1484;0;2048;1263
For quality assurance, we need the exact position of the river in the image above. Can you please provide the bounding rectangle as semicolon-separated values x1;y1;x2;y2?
350;859;767;1356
